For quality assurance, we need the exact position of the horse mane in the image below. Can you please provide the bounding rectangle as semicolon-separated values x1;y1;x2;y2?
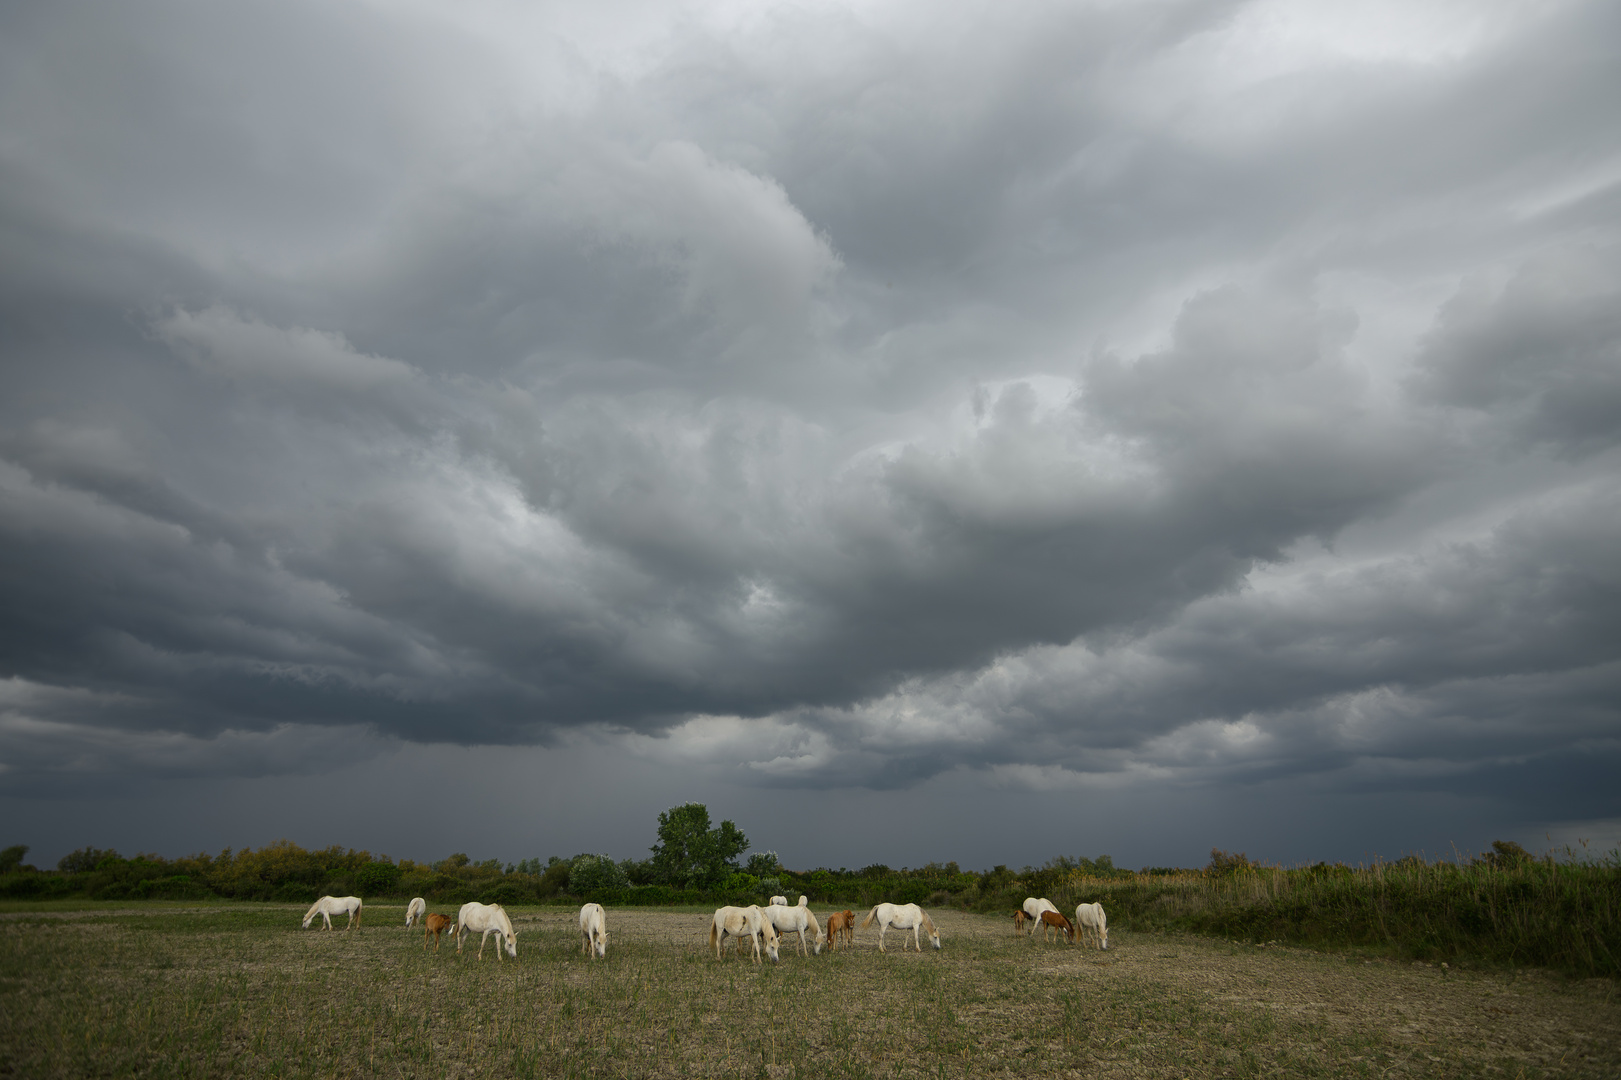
919;909;936;934
302;898;324;920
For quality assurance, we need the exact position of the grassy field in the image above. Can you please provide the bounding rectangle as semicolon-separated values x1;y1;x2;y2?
1;902;1617;1079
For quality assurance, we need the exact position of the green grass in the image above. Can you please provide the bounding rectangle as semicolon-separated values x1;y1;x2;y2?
0;903;1615;1078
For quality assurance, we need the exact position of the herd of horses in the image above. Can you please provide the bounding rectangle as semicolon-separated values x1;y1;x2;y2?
1013;895;1110;948
302;891;1109;963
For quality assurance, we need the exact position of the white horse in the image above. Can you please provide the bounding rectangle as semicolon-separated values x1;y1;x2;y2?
302;895;363;930
859;903;941;952
1021;897;1057;936
769;895;788;906
454;902;517;960
405;897;426;928
710;905;781;963
579;902;608;959
762;901;824;956
1075;902;1109;949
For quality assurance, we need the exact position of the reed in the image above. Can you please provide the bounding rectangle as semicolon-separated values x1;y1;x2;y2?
1046;850;1621;977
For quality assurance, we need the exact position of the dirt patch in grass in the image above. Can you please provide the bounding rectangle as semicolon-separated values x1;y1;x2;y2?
0;904;1615;1078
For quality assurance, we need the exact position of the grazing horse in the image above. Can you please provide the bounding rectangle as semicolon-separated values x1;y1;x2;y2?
769;895;789;906
710;905;780;963
1020;897;1056;936
422;912;455;951
1040;909;1076;944
454;902;517;960
579;902;608;959
1075;902;1109;949
1013;910;1029;935
859;903;941;953
824;909;855;951
302;896;363;931
762;901;823;956
405;897;426;928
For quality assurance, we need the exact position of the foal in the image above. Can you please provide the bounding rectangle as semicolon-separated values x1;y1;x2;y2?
823;909;856;950
422;912;455;951
1039;909;1076;944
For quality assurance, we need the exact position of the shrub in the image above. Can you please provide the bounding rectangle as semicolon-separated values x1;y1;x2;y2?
570;854;630;893
58;847;119;874
1475;840;1534;869
538;861;571;898
0;873;74;899
1206;848;1255;877
355;861;402;896
745;850;782;878
479;881;535;906
129;876;213;901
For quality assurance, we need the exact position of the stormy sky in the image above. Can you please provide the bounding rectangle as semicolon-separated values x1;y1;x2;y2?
2;0;1618;873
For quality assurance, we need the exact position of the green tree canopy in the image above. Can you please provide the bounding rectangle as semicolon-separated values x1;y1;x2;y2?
649;803;749;889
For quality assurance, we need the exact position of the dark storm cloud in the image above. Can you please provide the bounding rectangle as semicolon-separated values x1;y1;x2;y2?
1;0;1619;854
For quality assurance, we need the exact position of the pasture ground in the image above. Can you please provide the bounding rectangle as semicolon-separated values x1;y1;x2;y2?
0;903;1616;1078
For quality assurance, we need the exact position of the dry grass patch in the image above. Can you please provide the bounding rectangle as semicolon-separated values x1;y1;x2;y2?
0;905;1615;1078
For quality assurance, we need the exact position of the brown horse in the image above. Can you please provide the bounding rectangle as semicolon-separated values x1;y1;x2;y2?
824;909;856;950
423;912;455;951
1014;910;1029;935
1039;909;1075;944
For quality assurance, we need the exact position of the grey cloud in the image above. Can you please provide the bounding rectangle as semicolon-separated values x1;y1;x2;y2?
0;0;1617;866
695;472;1621;797
1413;248;1621;455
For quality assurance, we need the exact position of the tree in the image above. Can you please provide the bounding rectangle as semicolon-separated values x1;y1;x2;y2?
0;845;29;873
648;803;749;889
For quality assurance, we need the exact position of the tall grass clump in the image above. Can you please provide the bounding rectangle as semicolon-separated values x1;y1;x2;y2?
1044;843;1621;977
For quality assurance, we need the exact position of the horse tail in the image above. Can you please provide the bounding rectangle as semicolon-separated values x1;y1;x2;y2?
859;905;880;930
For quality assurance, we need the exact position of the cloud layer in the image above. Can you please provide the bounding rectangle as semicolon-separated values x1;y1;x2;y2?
2;0;1618;862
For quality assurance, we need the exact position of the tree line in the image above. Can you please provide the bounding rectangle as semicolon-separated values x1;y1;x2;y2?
0;802;1133;908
